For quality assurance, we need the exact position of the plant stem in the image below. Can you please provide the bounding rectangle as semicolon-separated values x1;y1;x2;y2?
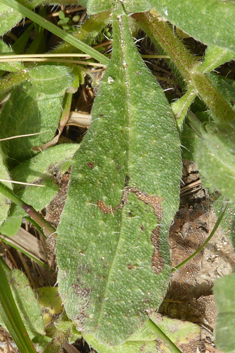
171;88;197;129
147;319;182;353
0;182;56;238
190;68;235;123
133;12;235;124
2;0;109;65
132;12;196;80
172;199;228;272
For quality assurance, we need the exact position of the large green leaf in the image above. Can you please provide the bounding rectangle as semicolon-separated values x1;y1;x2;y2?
0;144;79;237
151;0;235;53
29;65;75;96
57;12;181;346
0;65;74;169
214;272;235;353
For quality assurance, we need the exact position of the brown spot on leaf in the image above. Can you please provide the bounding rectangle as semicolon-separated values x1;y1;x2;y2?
96;186;165;274
127;264;137;270
87;162;95;169
140;343;146;352
97;200;113;214
131;188;164;275
72;279;91;330
151;227;165;275
131;187;163;221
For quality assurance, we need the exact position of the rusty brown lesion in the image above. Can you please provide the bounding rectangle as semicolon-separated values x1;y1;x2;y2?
97;187;165;274
151;227;165;275
72;276;91;330
97;200;113;214
87;161;95;169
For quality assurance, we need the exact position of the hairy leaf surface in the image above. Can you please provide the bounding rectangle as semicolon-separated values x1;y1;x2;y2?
151;0;235;53
196;130;235;203
57;13;181;345
0;144;78;237
0;65;74;169
84;314;200;353
214;272;235;353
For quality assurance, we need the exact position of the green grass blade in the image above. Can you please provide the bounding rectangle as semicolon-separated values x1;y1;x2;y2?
0;258;37;353
1;0;109;65
147;319;183;353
